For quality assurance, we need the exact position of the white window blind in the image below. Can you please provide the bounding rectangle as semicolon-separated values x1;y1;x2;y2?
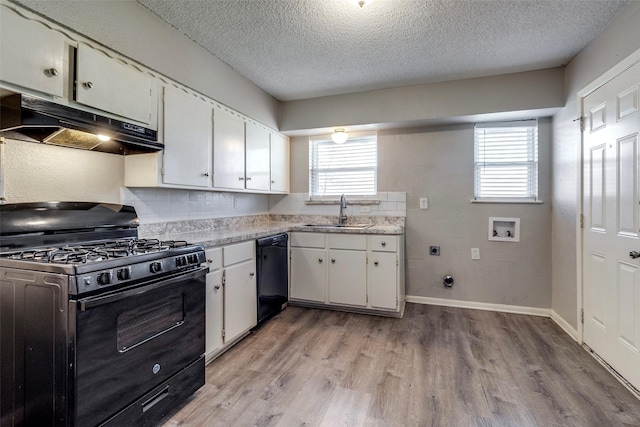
474;120;538;201
309;132;377;197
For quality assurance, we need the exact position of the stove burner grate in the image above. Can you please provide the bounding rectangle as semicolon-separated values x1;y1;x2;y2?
2;239;190;264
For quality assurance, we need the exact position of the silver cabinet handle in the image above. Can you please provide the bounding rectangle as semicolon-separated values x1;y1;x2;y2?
44;68;58;77
318;258;323;263
202;172;209;177
374;261;379;266
381;241;386;247
630;251;640;259
239;177;245;181
246;177;252;181
82;81;94;89
214;284;221;290
207;259;213;263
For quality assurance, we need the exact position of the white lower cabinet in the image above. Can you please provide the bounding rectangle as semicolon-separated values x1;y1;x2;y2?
289;232;405;316
204;241;257;363
290;247;326;302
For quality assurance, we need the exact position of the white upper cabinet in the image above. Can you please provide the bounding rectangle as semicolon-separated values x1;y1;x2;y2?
244;122;271;191
162;86;212;187
75;44;156;125
270;132;290;193
0;6;65;98
213;109;246;190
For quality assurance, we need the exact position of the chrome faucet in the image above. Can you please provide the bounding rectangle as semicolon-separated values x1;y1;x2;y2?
338;194;347;224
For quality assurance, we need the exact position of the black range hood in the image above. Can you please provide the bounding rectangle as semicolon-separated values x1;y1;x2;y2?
0;93;161;154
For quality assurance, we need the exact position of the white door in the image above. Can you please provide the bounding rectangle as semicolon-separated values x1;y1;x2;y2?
583;60;640;389
213;109;245;190
368;252;397;310
290;247;326;302
328;249;367;307
162;86;212;187
270;133;290;193
75;44;155;124
245;122;270;191
223;260;257;343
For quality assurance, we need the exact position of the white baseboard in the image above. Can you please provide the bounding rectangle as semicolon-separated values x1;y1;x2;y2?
406;295;551;317
550;310;579;341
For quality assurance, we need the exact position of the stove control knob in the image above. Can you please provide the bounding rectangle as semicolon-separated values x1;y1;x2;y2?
97;271;111;286
150;262;163;274
176;256;187;267
117;268;131;281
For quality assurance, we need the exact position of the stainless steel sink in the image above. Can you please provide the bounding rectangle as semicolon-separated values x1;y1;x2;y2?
300;223;373;230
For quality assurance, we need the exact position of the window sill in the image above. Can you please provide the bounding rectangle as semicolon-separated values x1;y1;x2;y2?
471;199;544;204
306;198;381;206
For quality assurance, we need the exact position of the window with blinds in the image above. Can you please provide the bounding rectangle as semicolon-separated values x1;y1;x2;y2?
474;120;538;201
309;132;377;197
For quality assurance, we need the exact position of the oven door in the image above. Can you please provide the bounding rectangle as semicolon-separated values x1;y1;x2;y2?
71;266;206;426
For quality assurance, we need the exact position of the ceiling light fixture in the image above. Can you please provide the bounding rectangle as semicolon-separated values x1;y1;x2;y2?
350;0;372;7
331;128;348;144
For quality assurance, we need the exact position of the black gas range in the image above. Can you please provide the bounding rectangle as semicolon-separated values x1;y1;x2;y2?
0;202;207;426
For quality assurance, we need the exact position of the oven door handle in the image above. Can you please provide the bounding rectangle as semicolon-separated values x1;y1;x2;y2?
78;266;207;311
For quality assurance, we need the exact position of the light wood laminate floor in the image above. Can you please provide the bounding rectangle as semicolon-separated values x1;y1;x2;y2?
162;304;640;426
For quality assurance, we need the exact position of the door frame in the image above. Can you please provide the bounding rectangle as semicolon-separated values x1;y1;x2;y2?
576;47;640;344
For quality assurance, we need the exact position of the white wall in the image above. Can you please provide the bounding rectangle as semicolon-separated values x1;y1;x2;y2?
288;120;552;308
281;68;564;133
12;0;279;129
2;138;124;203
551;1;640;330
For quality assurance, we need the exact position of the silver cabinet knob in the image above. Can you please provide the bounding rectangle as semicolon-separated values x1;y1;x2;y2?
44;68;58;77
271;180;275;184
239;177;245;181
207;259;213;263
381;241;386;247
214;284;221;290
331;258;336;264
630;251;640;259
250;272;255;277
202;172;209;177
246;177;252;181
82;81;94;89
374;261;379;266
318;258;323;263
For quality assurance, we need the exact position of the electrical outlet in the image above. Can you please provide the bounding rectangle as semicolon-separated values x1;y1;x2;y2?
471;248;480;260
429;245;440;256
360;205;371;213
419;197;429;209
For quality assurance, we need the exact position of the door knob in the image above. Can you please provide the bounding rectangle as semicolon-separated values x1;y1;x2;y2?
630;251;640;259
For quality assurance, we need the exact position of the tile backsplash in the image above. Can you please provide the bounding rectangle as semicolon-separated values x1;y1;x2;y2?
268;192;407;217
121;188;269;223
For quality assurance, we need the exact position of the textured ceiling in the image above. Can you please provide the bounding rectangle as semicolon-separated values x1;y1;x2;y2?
135;0;629;101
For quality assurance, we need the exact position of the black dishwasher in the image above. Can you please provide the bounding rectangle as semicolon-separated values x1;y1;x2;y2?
256;233;289;326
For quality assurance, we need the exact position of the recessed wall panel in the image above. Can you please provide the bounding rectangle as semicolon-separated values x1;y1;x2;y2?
617;262;639;352
617;135;639;237
590;145;606;231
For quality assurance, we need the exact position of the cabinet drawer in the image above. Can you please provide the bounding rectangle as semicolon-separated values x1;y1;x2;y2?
205;247;222;271
329;234;366;250
290;232;325;248
224;241;254;266
368;236;398;252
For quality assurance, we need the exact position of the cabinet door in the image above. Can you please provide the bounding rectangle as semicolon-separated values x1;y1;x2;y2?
290;247;326;302
162;86;212;187
328;249;367;307
245;122;270;191
224;260;257;342
75;44;155;124
205;268;224;358
368;252;398;310
0;7;65;97
213;109;245;190
270;133;290;193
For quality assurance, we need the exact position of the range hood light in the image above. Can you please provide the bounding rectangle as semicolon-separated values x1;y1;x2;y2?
97;134;111;142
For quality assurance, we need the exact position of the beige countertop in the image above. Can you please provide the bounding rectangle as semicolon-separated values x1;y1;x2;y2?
145;221;404;248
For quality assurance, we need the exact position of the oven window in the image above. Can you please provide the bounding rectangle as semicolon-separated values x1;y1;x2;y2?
117;293;185;352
